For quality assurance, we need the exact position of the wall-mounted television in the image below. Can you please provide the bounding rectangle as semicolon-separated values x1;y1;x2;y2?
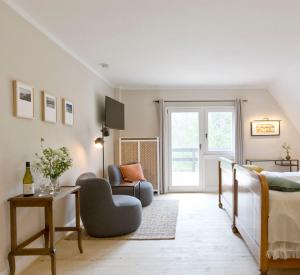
105;96;125;130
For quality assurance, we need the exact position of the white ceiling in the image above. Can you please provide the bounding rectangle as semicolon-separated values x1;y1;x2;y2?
5;0;300;89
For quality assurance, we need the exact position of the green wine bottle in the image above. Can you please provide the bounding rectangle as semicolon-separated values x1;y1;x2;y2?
23;162;34;196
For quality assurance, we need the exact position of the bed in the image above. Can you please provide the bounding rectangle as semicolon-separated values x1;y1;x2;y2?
218;157;300;274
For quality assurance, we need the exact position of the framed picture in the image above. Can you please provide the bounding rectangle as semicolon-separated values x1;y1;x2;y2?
251;120;281;136
42;91;57;123
13;80;34;119
62;99;74;126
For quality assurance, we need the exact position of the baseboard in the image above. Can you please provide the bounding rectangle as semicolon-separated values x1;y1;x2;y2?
0;218;76;275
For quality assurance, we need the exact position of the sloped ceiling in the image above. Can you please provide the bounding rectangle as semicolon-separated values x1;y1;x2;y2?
2;0;300;132
269;66;300;133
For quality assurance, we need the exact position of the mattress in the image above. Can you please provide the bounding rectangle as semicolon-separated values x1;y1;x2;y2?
262;171;300;259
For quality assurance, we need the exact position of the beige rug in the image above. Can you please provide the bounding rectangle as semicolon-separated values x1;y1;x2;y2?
66;199;179;240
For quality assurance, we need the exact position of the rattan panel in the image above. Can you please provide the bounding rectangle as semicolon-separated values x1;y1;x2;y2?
140;141;158;190
121;142;138;164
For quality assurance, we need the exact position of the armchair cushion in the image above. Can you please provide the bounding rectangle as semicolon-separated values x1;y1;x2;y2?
119;163;146;182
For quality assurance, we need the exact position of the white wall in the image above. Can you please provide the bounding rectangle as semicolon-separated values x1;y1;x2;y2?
120;88;300;191
0;2;114;274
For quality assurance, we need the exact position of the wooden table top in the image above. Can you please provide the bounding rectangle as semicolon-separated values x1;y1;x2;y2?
8;186;80;202
246;159;298;162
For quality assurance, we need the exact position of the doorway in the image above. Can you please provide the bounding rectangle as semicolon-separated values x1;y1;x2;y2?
166;106;234;192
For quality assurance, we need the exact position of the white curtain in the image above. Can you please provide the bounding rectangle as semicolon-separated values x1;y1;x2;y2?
235;98;244;165
158;99;167;194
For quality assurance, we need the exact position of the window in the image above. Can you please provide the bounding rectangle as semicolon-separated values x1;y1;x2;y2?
207;110;234;153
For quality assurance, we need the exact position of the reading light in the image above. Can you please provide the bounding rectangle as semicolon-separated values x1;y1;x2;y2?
95;136;105;178
95;137;104;149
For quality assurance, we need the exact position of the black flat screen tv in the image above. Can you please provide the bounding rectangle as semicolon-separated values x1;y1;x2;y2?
105;96;125;130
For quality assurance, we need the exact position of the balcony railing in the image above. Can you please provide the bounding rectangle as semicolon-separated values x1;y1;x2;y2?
172;148;198;172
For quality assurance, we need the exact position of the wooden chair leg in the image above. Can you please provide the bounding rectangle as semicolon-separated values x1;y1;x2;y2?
8;252;15;275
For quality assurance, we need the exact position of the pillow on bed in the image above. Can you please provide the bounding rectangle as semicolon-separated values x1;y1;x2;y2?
265;175;300;192
243;165;264;173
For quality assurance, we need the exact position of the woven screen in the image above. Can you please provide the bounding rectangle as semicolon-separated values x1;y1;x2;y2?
140;141;158;190
121;142;139;164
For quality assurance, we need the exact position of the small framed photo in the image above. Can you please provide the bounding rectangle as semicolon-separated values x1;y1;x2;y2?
62;99;74;126
13;80;34;119
42;91;57;123
251;120;280;136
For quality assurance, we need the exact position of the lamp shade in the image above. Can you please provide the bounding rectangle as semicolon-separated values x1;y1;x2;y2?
95;137;104;148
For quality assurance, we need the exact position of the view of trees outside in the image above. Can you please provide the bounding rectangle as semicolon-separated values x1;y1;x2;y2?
171;111;233;176
171;112;199;172
170;110;233;187
207;112;233;151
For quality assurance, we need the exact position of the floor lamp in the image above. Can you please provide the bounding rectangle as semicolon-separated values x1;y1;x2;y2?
95;137;105;178
94;126;109;178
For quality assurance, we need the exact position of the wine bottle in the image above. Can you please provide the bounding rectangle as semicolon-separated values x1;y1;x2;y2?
23;162;34;196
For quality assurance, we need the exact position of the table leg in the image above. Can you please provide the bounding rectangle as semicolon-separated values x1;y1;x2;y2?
47;203;56;275
44;206;49;248
8;202;17;275
8;252;15;275
75;191;83;253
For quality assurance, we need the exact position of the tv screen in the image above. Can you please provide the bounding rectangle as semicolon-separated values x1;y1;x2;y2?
105;96;125;130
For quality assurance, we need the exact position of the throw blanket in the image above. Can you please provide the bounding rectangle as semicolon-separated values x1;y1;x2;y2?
261;171;300;259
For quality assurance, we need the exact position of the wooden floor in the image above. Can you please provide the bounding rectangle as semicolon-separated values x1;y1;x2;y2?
21;194;300;275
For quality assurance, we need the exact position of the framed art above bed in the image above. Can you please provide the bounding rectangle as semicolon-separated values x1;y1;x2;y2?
251;120;281;136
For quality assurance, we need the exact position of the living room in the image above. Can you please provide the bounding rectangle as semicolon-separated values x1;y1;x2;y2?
2;1;300;275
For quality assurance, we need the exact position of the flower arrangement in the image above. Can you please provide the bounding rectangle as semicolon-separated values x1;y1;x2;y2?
34;139;72;192
282;142;291;160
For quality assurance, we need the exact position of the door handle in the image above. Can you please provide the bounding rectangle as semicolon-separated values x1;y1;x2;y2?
199;144;202;150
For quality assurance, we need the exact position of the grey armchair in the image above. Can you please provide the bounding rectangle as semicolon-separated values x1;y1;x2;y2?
108;165;154;207
76;173;142;237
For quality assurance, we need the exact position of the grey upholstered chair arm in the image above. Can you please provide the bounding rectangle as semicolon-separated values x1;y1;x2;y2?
108;164;123;186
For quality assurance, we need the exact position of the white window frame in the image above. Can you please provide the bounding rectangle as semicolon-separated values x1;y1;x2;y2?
204;106;235;157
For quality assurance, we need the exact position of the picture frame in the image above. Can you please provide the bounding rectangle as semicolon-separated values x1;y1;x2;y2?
62;98;74;126
42;91;57;123
13;80;34;119
251;120;281;136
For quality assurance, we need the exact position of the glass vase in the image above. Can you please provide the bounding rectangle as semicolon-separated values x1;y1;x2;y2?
50;178;60;194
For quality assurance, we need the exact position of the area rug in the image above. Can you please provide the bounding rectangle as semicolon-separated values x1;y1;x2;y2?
66;199;179;240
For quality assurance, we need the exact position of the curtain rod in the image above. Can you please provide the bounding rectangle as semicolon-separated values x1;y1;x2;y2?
153;99;248;103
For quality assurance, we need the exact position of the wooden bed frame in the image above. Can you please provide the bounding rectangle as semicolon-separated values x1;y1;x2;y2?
219;157;300;274
218;157;237;231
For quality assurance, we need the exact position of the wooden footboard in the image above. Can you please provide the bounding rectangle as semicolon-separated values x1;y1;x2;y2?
218;158;235;228
234;165;269;273
234;165;300;274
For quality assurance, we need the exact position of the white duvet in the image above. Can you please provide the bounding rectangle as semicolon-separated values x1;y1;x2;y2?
261;171;300;259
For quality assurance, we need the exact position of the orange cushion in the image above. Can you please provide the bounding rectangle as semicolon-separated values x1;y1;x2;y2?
119;163;146;182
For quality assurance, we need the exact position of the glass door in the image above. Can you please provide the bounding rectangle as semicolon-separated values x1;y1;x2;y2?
167;109;204;192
